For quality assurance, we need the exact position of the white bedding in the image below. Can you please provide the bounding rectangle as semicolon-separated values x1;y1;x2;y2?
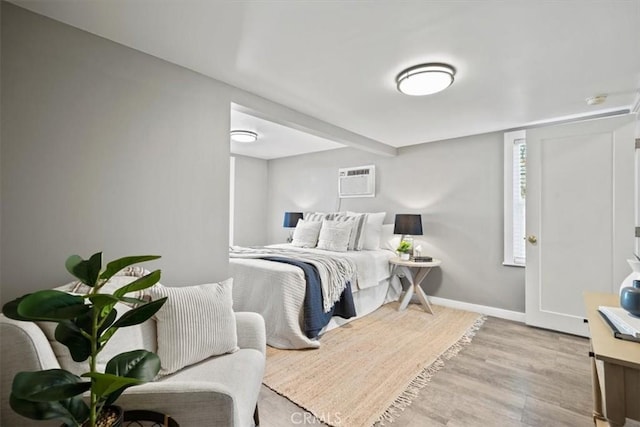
267;244;393;290
229;245;397;349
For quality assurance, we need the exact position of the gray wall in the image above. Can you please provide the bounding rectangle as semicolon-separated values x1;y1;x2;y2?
267;133;526;312
1;3;231;303
232;155;269;246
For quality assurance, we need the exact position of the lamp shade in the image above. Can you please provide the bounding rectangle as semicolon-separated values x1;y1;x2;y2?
283;212;303;228
394;214;423;235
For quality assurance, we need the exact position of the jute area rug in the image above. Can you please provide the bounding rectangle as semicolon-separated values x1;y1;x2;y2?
263;302;485;427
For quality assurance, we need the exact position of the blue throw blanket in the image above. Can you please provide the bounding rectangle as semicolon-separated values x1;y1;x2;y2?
262;256;356;338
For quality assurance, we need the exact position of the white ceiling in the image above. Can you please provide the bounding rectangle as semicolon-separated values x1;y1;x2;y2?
11;0;640;157
231;109;344;160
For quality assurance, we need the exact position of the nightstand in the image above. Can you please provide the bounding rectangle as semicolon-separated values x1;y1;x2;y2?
389;257;442;314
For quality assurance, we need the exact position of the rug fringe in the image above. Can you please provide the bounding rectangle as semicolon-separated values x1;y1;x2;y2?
374;315;487;425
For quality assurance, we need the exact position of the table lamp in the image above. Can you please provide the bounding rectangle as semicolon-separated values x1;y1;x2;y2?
283;212;303;243
393;214;423;259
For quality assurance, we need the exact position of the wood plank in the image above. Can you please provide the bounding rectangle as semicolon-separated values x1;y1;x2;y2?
259;315;640;427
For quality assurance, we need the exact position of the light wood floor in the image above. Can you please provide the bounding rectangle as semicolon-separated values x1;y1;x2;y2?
258;316;640;427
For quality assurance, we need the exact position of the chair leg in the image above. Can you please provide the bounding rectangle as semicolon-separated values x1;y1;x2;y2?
253;404;260;426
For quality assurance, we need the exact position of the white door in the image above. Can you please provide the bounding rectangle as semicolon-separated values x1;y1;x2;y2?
525;115;636;336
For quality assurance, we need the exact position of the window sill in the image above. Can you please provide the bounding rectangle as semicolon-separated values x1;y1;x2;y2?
502;262;525;268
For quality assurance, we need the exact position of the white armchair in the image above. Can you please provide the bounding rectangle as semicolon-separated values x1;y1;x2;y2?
1;312;266;427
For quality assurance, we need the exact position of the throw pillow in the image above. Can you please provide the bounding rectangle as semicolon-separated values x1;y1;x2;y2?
303;212;328;222
328;213;367;250
148;279;238;376
316;219;353;252
350;212;386;250
291;219;323;248
58;273;151;308
380;223;400;252
38;301;157;377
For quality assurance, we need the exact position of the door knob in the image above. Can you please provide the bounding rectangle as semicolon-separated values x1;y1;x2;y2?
527;235;537;244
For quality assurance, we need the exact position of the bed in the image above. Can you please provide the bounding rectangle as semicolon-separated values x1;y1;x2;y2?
229;243;401;349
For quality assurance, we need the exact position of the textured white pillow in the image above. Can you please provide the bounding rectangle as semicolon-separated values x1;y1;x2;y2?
317;220;353;252
329;213;367;250
57;275;150;308
355;212;387;250
38;302;157;377
148;279;238;376
303;212;328;222
291;219;323;248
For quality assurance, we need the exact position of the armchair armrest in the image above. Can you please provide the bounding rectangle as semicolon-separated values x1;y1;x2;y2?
119;381;236;426
235;312;266;355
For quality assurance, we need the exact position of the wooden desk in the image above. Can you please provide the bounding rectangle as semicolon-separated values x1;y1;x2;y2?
584;292;640;426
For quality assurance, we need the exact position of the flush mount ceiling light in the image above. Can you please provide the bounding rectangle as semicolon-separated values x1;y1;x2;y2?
396;63;456;96
230;130;258;143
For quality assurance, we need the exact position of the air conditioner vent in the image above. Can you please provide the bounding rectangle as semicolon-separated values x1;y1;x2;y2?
346;168;371;176
339;165;375;198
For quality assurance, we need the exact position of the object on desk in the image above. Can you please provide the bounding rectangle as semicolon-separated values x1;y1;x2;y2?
620;258;640;295
621;279;640;317
598;306;640;342
413;256;433;262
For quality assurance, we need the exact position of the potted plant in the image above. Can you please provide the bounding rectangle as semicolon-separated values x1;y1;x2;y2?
2;252;167;427
396;240;412;260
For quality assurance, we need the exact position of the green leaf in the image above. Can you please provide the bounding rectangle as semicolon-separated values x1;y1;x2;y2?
87;294;119;309
100;255;160;282
111;297;167;328
117;296;147;306
65;252;102;287
2;295;32;321
97;307;118;337
82;372;143;398
10;394;88;426
57;307;117;358
17;291;89;321
12;370;90;402
113;270;161;298
54;321;91;362
105;350;160;381
101;350;160;407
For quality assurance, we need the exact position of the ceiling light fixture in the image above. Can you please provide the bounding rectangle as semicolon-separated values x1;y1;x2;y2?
396;63;456;96
230;130;258;143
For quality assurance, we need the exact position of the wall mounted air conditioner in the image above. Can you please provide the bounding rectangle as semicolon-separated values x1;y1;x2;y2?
338;165;375;198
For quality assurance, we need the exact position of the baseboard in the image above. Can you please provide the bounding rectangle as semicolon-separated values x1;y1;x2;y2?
428;296;526;323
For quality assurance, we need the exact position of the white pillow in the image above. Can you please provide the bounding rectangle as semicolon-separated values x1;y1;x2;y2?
38;302;157;377
148;279;238;376
380;223;400;252
349;211;386;250
58;275;150;308
329;212;367;250
316;220;353;252
303;212;328;222
291;219;323;248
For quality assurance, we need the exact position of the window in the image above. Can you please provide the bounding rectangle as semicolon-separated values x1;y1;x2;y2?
504;130;526;266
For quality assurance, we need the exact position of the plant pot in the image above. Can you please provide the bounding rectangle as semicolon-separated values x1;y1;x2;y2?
64;406;123;427
621;280;640;318
619;259;640;295
399;253;410;261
